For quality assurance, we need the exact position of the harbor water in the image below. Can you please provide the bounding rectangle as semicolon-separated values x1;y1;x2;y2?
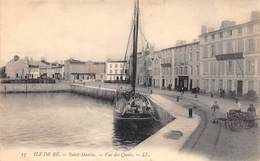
0;93;171;149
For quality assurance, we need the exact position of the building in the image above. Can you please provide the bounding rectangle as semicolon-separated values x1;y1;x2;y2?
64;58;104;82
105;60;128;82
94;62;106;81
158;47;174;89
46;63;64;80
174;40;200;91
151;51;161;88
199;11;260;96
5;55;64;80
136;46;153;87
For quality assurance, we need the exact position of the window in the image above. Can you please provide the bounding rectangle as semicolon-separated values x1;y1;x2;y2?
204;79;209;90
217;42;223;55
202;46;208;58
190;53;192;61
228;30;233;36
120;64;123;68
237;39;244;52
110;64;112;68
247;39;256;53
210;62;216;75
246;59;255;75
225;40;233;54
204;36;208;42
191;66;193;75
184;67;188;75
236;60;244;75
257;39;260;52
248;80;254;91
219;32;223;38
258;58;260;75
197;65;200;75
227;80;232;91
237;28;242;35
203;62;208;75
247;24;254;34
211;44;216;57
219;79;223;89
211;34;215;40
218;61;225;75
227;60;234;74
109;70;112;74
115;64;118;68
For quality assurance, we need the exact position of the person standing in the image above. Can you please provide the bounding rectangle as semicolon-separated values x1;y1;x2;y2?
211;101;220;123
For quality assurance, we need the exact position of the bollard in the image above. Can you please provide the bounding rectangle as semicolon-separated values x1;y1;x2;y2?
177;96;180;102
210;92;213;98
189;108;193;118
235;97;238;104
195;94;198;98
4;85;6;96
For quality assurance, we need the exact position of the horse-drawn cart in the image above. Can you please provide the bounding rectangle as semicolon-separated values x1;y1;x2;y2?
213;107;259;131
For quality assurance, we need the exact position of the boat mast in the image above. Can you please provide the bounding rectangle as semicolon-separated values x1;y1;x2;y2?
131;0;139;94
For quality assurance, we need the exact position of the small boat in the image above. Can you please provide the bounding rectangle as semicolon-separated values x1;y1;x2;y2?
113;0;159;128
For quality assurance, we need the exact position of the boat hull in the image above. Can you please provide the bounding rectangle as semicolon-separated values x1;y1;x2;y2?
113;110;159;129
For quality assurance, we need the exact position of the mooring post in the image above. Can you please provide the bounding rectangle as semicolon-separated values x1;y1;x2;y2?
188;107;193;118
25;79;28;95
4;85;7;96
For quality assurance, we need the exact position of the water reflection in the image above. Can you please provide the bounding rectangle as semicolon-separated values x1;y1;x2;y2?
112;120;162;149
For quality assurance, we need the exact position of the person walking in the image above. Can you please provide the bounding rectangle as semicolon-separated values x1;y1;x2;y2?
211;101;220;123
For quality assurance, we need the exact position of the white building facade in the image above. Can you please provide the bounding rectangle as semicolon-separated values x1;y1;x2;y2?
199;12;260;96
105;60;128;82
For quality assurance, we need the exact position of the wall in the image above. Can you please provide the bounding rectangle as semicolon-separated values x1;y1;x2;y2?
0;83;71;93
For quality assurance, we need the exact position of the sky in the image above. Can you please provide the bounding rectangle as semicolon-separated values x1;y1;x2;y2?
0;0;260;65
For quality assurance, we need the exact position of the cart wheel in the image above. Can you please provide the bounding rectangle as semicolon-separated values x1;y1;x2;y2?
230;119;243;132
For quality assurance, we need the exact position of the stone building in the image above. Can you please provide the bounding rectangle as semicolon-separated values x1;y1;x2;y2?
199;11;260;96
174;40;200;91
151;51;161;88
64;58;105;82
158;47;174;89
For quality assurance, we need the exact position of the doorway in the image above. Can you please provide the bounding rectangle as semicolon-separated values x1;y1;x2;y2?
189;79;193;91
237;80;243;96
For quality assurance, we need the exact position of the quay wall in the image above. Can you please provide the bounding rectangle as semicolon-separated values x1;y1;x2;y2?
0;83;71;93
71;84;116;101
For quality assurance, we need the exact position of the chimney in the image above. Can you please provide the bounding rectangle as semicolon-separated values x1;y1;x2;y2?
201;25;207;34
251;10;260;20
208;27;215;32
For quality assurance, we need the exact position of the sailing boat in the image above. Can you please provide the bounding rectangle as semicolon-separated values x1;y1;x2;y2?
113;0;159;127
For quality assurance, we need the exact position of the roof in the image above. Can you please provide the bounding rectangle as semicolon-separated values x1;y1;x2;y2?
160;41;199;51
199;19;260;36
106;60;127;63
66;58;86;64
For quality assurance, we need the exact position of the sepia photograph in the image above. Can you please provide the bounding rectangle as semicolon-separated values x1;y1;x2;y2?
0;0;260;161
